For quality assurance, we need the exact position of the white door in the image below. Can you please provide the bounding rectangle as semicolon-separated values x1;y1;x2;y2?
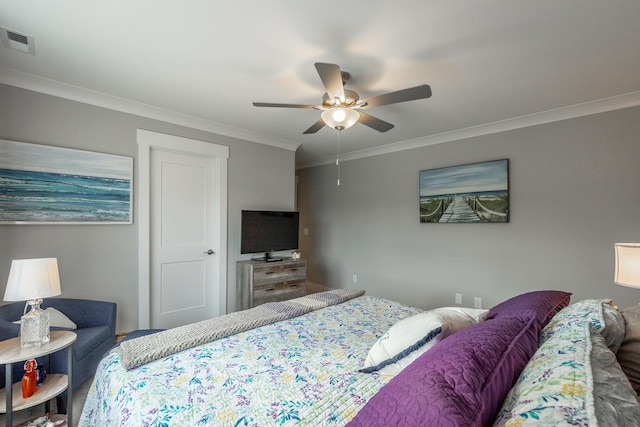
150;150;215;328
137;130;228;330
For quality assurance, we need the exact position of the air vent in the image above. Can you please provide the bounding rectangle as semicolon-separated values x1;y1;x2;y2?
0;27;35;55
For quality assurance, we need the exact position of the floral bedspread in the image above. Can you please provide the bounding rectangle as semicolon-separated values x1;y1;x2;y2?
79;296;421;426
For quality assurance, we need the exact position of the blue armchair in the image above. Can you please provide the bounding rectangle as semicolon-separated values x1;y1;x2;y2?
0;298;116;412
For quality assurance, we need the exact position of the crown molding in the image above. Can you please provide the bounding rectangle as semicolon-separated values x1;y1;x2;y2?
3;67;638;166
0;67;301;152
298;90;640;169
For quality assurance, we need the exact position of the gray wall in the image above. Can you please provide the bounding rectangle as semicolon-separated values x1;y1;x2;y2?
297;106;640;311
0;84;296;332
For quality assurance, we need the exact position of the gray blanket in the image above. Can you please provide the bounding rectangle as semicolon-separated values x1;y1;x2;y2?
118;289;365;370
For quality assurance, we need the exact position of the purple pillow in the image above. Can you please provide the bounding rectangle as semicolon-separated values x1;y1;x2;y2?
348;313;539;427
486;290;571;328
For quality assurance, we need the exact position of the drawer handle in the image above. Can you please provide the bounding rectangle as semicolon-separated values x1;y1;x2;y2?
290;284;298;287
265;272;274;275
265;288;275;292
289;268;298;272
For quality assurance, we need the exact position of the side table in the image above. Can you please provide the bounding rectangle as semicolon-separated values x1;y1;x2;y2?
0;331;76;427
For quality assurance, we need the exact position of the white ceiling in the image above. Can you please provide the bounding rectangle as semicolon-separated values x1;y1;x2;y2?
1;1;639;168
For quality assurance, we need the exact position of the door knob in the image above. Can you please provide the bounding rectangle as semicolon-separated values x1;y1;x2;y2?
204;249;215;255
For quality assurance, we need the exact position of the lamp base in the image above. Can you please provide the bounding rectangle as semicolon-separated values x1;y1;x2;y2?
20;300;50;348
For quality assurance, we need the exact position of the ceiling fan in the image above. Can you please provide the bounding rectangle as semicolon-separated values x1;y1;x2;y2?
253;62;432;134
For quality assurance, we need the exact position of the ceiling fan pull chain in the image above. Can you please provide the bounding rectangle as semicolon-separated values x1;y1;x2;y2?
336;130;341;186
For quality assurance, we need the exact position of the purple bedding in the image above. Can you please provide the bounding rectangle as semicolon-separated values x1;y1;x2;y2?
486;289;571;327
348;313;539;427
349;290;572;427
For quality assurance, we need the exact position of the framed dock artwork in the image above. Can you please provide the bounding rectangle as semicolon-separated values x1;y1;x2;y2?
0;139;133;224
419;159;509;223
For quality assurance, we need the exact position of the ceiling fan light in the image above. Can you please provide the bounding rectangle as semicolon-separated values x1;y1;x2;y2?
321;107;359;130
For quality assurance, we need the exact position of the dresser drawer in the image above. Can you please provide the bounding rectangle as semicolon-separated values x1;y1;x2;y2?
253;264;306;285
253;281;306;306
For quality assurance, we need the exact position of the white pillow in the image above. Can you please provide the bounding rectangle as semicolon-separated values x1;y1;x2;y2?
46;307;77;329
12;307;77;329
361;311;444;376
361;307;486;376
432;306;489;323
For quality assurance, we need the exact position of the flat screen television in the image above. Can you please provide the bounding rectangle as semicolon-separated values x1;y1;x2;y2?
240;210;300;262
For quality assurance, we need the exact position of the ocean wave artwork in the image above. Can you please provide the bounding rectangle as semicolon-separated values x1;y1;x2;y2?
0;140;133;223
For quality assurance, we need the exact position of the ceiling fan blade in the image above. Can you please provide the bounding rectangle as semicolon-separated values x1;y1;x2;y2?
315;62;346;103
303;118;326;134
357;112;395;132
253;102;316;109
359;84;432;108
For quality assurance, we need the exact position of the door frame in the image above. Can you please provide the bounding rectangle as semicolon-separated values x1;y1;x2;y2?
137;129;229;328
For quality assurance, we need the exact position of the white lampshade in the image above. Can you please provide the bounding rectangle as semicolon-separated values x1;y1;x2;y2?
614;243;640;289
4;258;62;301
321;107;360;130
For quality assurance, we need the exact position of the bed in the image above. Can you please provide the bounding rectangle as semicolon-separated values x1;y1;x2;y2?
79;289;640;426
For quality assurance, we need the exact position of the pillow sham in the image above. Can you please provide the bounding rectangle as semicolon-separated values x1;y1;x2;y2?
495;301;640;426
618;305;640;395
361;311;445;376
539;299;605;345
350;312;540;427
495;319;597;426
361;307;484;376
432;306;489;323
487;290;571;329
547;299;625;353
600;300;625;353
590;326;640;425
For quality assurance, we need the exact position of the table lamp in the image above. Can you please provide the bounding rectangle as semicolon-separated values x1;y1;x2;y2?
4;258;62;347
614;243;640;290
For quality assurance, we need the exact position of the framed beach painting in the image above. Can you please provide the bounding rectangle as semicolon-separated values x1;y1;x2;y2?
0;139;133;224
419;159;509;223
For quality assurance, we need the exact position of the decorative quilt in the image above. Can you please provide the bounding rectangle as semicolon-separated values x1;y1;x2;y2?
118;289;366;370
79;296;422;426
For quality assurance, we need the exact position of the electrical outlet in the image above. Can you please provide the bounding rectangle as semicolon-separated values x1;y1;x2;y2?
352;274;358;283
474;297;482;308
455;293;462;304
